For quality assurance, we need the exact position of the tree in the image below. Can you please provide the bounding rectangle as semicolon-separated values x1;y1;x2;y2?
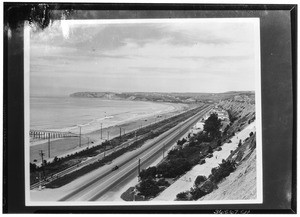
191;187;207;200
53;156;59;163
203;113;222;139
137;179;160;198
176;191;190;201
30;163;37;173
208;146;213;154
194;175;207;187
177;138;187;146
238;139;242;147
209;160;236;184
157;158;192;178
139;167;157;180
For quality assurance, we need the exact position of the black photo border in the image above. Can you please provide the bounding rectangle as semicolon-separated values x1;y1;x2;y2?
3;2;297;214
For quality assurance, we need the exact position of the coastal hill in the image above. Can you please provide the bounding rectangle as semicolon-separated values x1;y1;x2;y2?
70;91;255;104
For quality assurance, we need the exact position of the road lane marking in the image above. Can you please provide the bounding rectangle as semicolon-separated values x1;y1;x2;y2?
60;105;213;201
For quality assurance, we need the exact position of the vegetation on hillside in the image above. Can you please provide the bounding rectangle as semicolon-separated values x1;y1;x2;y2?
176;99;256;201
131;113;223;199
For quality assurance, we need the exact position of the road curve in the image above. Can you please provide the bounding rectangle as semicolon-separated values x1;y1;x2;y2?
59;105;213;201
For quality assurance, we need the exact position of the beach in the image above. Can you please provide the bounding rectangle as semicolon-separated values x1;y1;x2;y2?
29;97;191;163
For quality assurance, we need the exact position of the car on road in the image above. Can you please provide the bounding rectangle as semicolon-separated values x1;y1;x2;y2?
112;165;119;171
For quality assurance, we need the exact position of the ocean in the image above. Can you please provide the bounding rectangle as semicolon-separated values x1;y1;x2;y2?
30;96;176;134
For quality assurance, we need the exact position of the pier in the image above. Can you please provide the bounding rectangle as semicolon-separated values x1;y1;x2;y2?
30;130;78;139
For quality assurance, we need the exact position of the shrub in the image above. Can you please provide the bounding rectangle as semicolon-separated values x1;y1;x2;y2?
199;159;206;165
53;156;59;163
157;158;192;178
176;191;190;201
139;167;157;180
209;160;236;184
30;163;37;173
177;138;187;146
199;180;217;194
238;139;242;147
249;132;254;137
194;175;207;187
191;187;207;200
216;146;222;151
157;179;170;187
137;179;160;198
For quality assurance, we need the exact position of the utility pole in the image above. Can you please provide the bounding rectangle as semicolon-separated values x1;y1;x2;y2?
88;137;90;148
100;123;102;140
163;145;165;158
135;131;137;143
39;150;45;165
38;172;42;191
48;133;50;158
39;150;45;177
119;127;122;139
107;131;110;140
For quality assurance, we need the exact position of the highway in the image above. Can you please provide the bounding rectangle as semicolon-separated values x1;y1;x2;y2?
59;104;212;201
31;105;202;190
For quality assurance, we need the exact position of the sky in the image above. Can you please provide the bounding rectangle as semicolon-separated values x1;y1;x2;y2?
29;19;259;96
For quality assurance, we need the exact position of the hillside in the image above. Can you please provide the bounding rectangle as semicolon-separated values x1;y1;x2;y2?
70;91;255;104
196;96;257;201
199;136;257;201
119;93;257;201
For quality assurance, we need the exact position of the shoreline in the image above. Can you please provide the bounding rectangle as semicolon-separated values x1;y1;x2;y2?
29;102;193;163
30;99;189;135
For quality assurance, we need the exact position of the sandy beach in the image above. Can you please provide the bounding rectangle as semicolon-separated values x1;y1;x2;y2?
29;99;192;163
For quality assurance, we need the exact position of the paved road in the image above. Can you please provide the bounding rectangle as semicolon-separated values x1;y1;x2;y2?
59;105;212;201
31;105;206;189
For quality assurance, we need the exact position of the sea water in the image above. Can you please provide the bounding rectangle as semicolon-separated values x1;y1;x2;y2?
30;96;175;135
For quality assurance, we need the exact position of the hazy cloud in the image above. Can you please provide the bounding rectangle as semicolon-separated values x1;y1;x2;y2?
30;19;259;96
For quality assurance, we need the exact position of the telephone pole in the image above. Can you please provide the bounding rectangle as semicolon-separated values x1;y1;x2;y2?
107;131;110;140
47;133;50;158
39;150;45;164
39;150;45;177
38;172;42;191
